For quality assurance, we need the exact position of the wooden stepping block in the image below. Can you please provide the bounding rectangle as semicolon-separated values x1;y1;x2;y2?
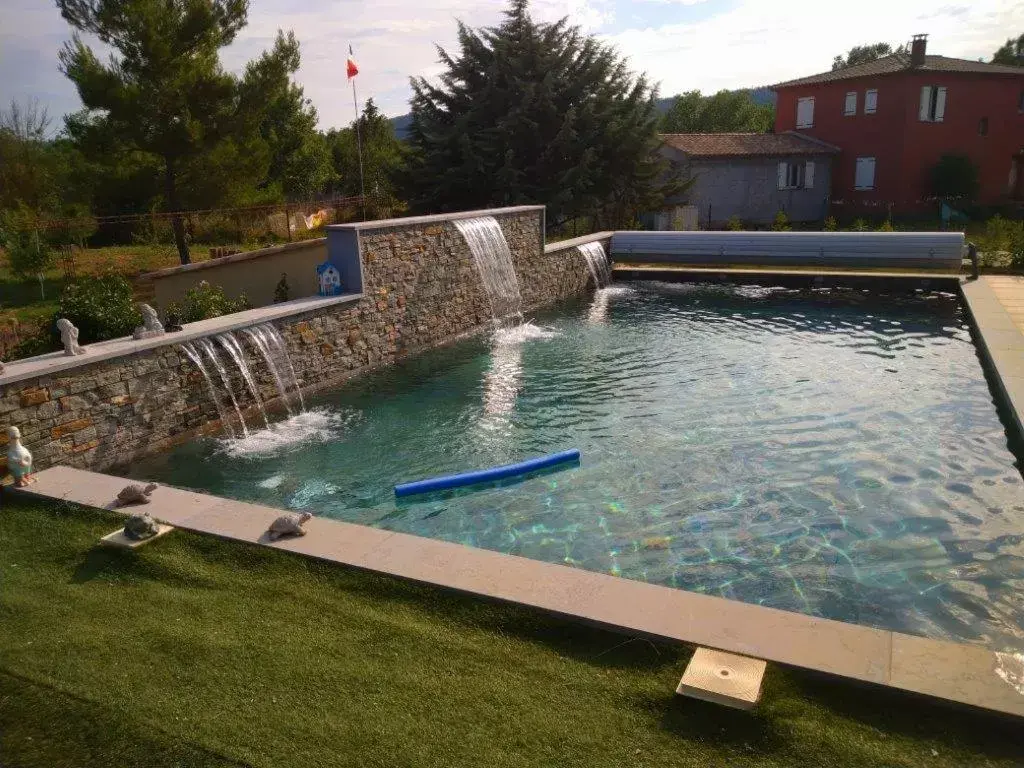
675;647;767;710
100;524;175;550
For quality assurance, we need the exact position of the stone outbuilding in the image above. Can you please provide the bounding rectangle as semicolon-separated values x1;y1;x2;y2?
659;132;839;227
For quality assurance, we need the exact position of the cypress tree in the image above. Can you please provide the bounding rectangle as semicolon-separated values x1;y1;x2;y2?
406;0;681;230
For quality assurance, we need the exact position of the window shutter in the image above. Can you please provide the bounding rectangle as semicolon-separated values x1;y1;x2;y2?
778;161;788;189
804;161;815;189
865;89;878;114
919;86;932;121
844;92;857;115
934;87;947;121
796;97;814;128
855;157;876;190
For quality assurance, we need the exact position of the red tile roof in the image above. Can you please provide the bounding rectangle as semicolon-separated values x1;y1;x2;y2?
773;54;1024;89
659;131;840;158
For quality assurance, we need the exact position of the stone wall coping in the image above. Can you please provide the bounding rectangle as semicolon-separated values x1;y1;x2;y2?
0;293;362;387
327;205;546;233
141;238;327;281
543;232;616;255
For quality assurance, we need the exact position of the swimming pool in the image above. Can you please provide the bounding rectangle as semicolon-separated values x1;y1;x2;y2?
131;282;1024;649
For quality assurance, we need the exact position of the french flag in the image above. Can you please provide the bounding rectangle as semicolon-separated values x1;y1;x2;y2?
347;45;359;79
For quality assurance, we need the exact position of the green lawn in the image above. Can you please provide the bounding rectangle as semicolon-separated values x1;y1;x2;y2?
1;498;1022;768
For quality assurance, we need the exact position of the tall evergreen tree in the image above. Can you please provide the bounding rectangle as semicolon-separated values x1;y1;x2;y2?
56;0;308;264
832;42;904;71
405;0;680;230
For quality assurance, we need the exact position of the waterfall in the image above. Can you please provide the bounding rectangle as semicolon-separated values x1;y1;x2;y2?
259;324;306;411
180;342;237;438
178;323;309;439
242;326;295;416
578;241;611;288
454;216;523;326
216;332;270;429
197;337;249;436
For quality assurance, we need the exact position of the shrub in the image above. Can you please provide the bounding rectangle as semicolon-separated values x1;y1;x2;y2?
851;218;869;232
771;211;791;231
1;207;53;299
985;215;1021;252
877;220;894;232
57;274;141;344
929;153;980;201
1011;229;1024;268
823;216;838;232
167;280;251;323
726;215;743;231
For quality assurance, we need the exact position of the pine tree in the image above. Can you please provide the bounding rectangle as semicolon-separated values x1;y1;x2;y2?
405;0;681;230
326;99;408;213
56;0;313;263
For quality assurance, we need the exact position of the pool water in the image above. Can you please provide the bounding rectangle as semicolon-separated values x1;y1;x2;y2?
132;282;1024;649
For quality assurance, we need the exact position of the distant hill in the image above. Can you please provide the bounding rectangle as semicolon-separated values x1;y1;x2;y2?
389;88;776;140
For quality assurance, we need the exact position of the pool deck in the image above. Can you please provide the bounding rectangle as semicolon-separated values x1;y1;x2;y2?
961;276;1024;439
14;465;1024;719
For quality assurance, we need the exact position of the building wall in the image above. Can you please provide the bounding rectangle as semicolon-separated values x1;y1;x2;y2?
1;209;600;474
775;70;1024;210
681;155;833;225
146;238;329;309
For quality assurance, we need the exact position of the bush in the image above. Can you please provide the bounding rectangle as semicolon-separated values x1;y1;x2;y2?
851;218;869;232
726;215;743;231
1011;229;1024;268
57;275;141;344
167;280;251;323
877;220;894;232
985;215;1021;252
771;211;791;232
929;153;980;201
824;216;838;232
0;207;53;298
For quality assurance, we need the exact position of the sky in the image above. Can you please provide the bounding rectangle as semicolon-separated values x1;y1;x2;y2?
0;0;1021;131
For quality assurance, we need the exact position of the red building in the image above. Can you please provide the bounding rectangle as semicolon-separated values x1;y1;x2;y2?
773;35;1024;215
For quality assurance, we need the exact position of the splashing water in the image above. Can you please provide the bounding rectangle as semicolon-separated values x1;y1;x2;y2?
587;285;635;324
260;324;306;411
454;216;523;327
216;407;361;460
578;241;611;288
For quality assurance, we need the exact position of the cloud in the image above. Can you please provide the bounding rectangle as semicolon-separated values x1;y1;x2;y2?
0;0;1020;130
602;0;1024;97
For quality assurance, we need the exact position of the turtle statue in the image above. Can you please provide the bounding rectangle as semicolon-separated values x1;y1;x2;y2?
267;511;312;541
123;511;161;541
113;482;158;507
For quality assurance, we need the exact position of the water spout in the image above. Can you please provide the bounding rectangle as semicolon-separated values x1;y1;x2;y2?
197;337;249;436
578;241;611;288
260;324;306;411
242;326;295;416
454;216;523;327
216;332;270;429
180;342;237;438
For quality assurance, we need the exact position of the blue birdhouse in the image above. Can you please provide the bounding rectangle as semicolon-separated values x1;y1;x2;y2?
316;262;342;296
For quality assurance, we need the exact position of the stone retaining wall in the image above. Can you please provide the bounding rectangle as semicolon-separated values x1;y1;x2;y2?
2;207;597;474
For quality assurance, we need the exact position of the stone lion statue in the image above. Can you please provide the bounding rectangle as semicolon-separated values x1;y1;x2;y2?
133;304;165;340
56;318;87;356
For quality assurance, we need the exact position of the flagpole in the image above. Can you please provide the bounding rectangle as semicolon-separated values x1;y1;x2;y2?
349;45;367;221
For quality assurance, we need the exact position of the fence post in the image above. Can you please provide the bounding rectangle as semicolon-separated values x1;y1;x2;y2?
285;204;293;241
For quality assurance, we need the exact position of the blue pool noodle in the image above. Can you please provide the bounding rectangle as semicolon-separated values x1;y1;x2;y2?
394;449;581;498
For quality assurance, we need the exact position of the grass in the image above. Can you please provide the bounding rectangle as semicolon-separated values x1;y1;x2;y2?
1;498;1022;767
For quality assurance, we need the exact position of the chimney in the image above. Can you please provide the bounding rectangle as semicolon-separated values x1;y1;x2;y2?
910;34;928;67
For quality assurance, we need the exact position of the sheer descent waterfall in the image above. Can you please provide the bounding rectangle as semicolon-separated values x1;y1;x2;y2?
179;323;307;437
454;216;523;326
578;241;611;288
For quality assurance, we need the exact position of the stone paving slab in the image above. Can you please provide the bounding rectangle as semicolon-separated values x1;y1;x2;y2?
12;466;1024;718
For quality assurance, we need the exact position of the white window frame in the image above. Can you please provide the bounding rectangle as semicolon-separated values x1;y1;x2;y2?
777;160;814;190
844;91;857;116
796;97;815;128
864;89;878;114
854;157;876;191
919;86;947;122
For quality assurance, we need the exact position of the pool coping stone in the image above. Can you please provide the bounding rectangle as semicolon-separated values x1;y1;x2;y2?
13;465;1024;718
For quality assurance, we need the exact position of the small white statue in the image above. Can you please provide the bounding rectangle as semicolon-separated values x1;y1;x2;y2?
56;318;86;356
6;426;33;486
132;304;165;340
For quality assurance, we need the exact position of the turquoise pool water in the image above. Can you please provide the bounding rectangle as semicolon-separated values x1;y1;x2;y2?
131;282;1024;648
